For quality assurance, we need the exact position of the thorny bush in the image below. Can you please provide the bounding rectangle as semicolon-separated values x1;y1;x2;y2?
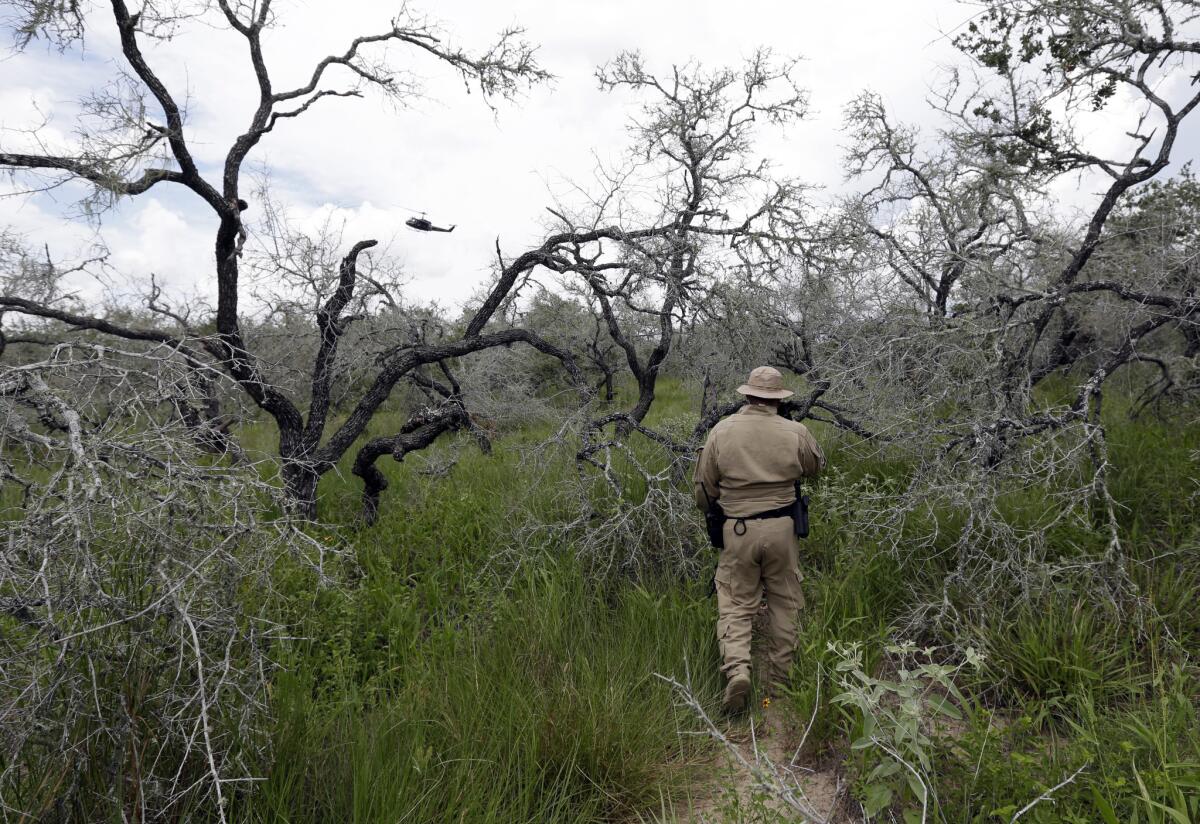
0;345;337;823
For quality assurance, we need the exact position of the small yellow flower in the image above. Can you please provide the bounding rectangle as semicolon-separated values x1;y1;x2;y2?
762;697;771;709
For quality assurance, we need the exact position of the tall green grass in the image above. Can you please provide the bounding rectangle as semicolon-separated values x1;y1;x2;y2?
242;564;720;823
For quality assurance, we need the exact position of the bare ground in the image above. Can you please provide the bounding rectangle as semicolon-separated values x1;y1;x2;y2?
653;602;850;823
674;700;845;823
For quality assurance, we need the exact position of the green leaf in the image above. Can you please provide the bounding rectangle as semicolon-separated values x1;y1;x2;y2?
1136;766;1192;824
862;783;893;817
927;694;962;720
1144;799;1191;824
906;770;927;802
1089;787;1120;824
868;758;902;782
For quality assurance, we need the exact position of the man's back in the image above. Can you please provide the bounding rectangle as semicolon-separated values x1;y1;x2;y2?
695;404;823;518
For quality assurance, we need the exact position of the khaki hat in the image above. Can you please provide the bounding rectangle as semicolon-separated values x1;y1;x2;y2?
736;366;794;400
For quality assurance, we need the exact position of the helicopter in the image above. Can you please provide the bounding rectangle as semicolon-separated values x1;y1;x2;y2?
405;212;455;233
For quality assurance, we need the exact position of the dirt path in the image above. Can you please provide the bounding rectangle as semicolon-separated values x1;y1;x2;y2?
650;602;847;823
670;700;842;823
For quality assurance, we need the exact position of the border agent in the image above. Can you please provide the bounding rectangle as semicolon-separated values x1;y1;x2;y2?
694;366;825;713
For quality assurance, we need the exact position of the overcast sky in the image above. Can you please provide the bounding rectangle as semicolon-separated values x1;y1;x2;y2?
2;0;1197;311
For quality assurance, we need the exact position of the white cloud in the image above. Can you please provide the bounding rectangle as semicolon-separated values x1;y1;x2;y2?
3;0;1197;312
106;197;214;291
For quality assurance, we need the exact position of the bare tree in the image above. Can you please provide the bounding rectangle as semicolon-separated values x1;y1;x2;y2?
843;90;1039;320
0;2;602;519
806;0;1200;627
941;0;1200;478
520;290;624;402
1070;166;1200;413
539;51;814;450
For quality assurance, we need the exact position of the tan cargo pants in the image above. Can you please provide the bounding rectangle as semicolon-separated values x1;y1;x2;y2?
715;515;805;687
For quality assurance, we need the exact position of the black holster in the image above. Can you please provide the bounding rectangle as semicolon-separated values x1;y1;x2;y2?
702;490;726;549
792;481;810;539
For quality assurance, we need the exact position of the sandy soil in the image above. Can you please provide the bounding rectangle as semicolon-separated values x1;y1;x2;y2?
673;700;844;823
662;601;848;823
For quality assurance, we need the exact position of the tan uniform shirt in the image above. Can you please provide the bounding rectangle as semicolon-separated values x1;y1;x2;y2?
693;404;824;518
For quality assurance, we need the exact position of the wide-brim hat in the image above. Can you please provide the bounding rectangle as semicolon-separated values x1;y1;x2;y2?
736;365;794;399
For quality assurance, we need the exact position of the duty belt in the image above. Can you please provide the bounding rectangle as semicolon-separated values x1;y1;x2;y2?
730;502;794;535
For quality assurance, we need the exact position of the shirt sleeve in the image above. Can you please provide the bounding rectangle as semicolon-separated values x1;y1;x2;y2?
796;425;825;478
693;432;721;511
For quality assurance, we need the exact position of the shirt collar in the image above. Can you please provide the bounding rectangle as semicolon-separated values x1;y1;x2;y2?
738;403;778;417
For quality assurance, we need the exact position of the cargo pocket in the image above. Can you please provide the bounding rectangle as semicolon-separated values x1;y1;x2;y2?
791;568;806;611
714;567;733;664
714;566;734;604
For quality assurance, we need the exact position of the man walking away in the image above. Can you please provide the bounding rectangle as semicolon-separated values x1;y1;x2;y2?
694;366;824;714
